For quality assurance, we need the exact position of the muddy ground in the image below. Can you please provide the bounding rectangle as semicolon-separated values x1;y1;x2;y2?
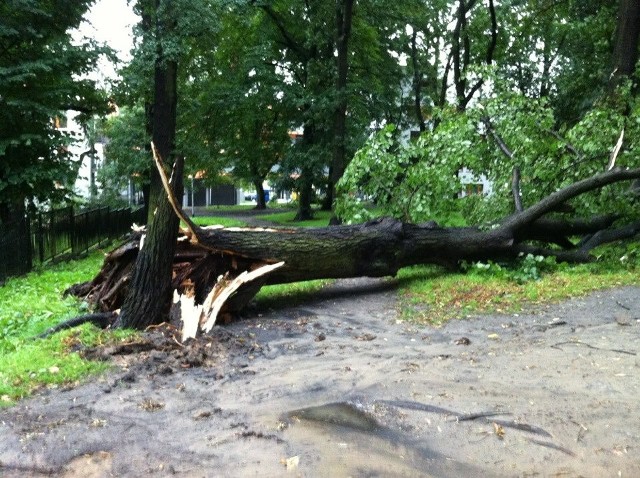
0;279;639;477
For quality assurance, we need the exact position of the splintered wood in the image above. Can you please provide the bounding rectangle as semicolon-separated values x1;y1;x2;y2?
176;261;285;341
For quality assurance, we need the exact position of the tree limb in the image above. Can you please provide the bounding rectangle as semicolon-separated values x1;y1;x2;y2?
579;219;640;252
511;166;524;212
151;141;200;242
483;116;514;159
499;167;640;233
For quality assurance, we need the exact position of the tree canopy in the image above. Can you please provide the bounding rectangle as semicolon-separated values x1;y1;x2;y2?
0;0;110;222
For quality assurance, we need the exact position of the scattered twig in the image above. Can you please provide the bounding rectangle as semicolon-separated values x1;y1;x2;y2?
551;340;636;356
616;301;631;311
527;437;576;456
488;419;552;438
570;420;588;443
457;411;511;422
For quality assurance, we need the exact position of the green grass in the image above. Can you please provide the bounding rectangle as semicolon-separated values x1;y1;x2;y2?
396;244;640;325
203;204;293;213
189;216;248;228
204;204;257;213
254;279;333;310
0;251;137;406
260;209;333;227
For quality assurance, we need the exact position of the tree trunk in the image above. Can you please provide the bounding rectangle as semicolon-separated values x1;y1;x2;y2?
253;179;267;210
611;0;640;85
411;29;427;133
295;123;316;221
295;166;314;221
116;0;182;330
327;0;355;216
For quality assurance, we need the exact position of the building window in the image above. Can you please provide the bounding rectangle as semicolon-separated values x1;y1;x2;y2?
54;114;68;129
464;183;484;196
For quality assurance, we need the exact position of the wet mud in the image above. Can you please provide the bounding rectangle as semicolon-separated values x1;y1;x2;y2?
0;279;639;477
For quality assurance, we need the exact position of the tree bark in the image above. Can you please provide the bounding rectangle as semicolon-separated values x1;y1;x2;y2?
327;0;355;218
611;0;640;86
116;0;183;329
253;179;266;209
411;29;426;133
295;165;314;221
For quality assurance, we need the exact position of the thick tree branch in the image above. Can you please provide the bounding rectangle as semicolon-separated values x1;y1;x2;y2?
515;214;619;249
483;117;514;159
579;220;640;252
151;141;200;242
499;167;640;234
258;4;309;61
511;167;523;212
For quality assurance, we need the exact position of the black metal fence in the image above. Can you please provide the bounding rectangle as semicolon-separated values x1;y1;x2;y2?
0;205;145;283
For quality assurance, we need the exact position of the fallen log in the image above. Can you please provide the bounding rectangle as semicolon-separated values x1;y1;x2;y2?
61;166;640;338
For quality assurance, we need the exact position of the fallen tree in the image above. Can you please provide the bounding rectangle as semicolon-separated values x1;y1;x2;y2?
59;163;640;340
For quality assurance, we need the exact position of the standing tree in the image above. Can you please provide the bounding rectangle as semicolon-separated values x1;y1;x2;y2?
325;0;355;218
181;6;291;210
610;0;639;86
0;0;109;223
116;0;184;329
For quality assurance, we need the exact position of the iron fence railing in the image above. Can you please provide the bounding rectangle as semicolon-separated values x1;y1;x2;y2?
0;205;145;283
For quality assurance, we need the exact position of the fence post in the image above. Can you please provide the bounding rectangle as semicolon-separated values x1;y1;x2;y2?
24;214;32;271
105;206;110;243
50;209;58;260
70;206;77;257
37;212;44;264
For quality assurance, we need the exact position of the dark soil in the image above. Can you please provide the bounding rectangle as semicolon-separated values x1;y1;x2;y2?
1;279;639;477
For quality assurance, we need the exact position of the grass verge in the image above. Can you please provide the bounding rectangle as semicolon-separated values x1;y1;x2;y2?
189;216;248;228
260;209;333;227
0;251;137;406
397;245;640;325
254;280;333;310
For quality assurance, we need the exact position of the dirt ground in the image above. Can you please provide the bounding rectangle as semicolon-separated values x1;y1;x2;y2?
0;279;639;477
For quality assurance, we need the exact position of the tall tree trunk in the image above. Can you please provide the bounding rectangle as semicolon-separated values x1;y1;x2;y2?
295;164;314;221
117;0;182;329
253;179;266;210
295;123;315;221
327;0;355;221
411;28;427;133
611;0;640;86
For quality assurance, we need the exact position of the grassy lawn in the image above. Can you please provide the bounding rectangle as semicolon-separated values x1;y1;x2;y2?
203;203;292;213
396;244;640;325
260;209;333;227
254;280;332;310
204;204;256;213
189;216;248;228
0;251;136;406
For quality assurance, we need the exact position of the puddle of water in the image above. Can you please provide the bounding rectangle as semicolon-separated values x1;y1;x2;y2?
279;401;484;477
